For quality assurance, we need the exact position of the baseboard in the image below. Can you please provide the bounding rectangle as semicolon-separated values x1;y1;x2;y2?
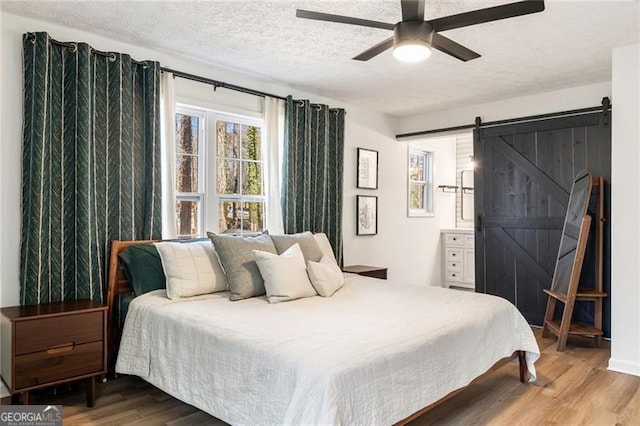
608;358;640;377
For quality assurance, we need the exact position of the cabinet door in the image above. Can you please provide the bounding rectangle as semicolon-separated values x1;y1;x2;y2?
463;248;475;284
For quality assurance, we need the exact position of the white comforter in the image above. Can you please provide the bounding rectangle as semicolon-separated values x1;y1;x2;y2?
116;274;539;425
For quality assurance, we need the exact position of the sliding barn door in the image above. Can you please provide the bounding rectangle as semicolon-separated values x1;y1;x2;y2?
474;111;611;331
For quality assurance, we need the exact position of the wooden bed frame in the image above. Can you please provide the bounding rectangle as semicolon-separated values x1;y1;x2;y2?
106;239;529;424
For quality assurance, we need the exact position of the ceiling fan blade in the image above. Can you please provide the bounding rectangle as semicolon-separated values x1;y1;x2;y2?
401;0;425;22
428;1;545;32
431;33;481;62
296;9;394;31
352;37;395;61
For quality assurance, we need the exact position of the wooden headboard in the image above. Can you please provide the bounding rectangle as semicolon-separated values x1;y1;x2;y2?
106;239;158;355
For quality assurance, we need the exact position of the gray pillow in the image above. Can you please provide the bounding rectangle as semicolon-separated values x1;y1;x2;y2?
270;231;323;263
208;231;277;301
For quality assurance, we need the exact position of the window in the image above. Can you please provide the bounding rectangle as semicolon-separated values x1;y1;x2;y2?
175;108;205;238
408;146;434;217
174;106;265;238
215;116;265;234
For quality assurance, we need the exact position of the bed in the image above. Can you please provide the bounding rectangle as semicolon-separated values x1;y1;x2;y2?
107;239;540;425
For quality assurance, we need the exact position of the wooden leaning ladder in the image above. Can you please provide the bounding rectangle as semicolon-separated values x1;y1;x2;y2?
542;175;606;351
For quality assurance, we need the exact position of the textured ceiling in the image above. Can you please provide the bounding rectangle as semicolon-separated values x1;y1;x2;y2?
1;1;639;117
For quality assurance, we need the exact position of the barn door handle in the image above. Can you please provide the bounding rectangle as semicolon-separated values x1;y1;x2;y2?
476;214;483;232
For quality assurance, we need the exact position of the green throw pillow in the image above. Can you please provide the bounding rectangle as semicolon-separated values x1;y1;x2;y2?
118;244;166;296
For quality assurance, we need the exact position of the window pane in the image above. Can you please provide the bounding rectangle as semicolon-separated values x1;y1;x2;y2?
409;184;425;210
217;159;241;195
409;153;425;181
242;161;263;195
175;113;199;154
242;201;264;232
217;120;241;159
176;200;200;236
241;125;262;161
176;154;198;193
218;201;264;234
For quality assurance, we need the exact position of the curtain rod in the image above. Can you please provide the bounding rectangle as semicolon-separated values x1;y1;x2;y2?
395;97;612;139
161;67;287;101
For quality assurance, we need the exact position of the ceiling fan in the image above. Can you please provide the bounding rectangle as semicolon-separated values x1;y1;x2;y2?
296;0;545;63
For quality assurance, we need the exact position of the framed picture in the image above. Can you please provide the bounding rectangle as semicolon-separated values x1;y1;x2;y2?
356;195;378;236
357;148;378;189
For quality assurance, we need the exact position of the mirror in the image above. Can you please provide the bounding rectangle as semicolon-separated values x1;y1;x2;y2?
461;170;474;220
550;171;593;295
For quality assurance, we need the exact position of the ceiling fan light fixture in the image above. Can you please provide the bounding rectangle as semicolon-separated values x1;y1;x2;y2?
393;41;431;63
392;21;433;63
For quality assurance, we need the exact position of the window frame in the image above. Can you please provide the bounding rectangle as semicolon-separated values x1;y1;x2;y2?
211;112;266;236
407;145;434;217
175;106;206;238
174;103;266;238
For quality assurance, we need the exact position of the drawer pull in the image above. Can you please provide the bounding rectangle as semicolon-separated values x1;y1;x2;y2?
452;263;457;267
452;253;456;257
47;343;75;355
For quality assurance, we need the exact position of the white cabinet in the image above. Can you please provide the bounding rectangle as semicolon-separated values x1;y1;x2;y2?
441;229;475;290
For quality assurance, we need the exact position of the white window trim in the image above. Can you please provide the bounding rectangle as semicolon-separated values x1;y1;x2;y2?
408;145;435;217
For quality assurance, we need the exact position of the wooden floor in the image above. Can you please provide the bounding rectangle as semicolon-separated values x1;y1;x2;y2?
19;329;640;425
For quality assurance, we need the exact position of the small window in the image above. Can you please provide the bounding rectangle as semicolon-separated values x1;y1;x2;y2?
175;108;205;238
408;146;434;217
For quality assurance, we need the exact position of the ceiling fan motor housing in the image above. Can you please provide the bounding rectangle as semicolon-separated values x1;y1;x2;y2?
393;21;434;48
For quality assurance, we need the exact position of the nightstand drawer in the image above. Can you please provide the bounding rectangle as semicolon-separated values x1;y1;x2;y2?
14;341;104;390
15;311;103;355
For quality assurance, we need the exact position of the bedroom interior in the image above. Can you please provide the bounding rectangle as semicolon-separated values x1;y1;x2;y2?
0;0;639;424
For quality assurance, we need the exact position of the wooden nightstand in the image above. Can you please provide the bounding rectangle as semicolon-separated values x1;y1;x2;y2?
342;265;388;280
0;300;107;406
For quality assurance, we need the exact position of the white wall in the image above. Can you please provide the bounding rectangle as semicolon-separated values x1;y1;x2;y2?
343;129;456;286
397;81;612;135
609;43;640;377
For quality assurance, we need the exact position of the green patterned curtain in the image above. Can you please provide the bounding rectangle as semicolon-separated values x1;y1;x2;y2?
20;32;162;305
282;96;345;264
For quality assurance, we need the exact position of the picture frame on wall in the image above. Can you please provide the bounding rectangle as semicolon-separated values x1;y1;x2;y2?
357;148;378;189
356;195;378;236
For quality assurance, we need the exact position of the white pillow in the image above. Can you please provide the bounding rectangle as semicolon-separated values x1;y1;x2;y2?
253;243;317;304
313;232;338;266
155;240;227;300
307;255;344;297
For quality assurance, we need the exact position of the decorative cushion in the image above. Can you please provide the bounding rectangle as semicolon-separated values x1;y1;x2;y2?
270;231;324;263
208;231;277;301
155;240;227;300
118;244;166;296
313;233;338;266
307;255;345;297
253;243;317;304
